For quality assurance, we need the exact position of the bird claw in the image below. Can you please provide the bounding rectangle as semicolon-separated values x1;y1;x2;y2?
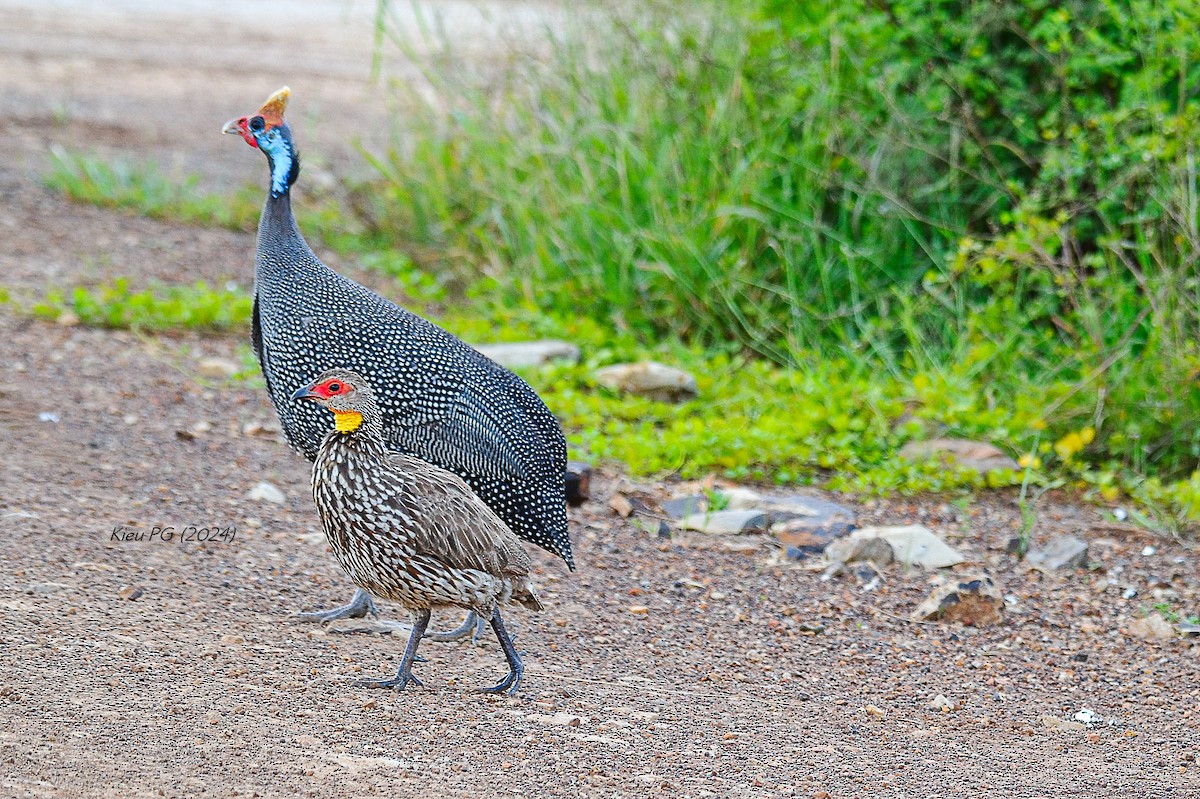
479;667;522;696
293;589;379;623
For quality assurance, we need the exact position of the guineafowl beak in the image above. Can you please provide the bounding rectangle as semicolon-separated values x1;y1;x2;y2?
222;116;257;147
291;384;320;402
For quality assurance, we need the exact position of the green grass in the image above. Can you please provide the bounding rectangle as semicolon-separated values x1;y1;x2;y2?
47;147;262;231
26;278;252;332
22;0;1200;531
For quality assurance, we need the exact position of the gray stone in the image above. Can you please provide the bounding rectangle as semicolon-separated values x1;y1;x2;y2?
473;340;581;369
899;438;1020;473
594;361;698;402
679;510;767;535
1026;535;1089;571
835;525;964;569
1127;613;1175;640
824;532;895;570
661;495;707;520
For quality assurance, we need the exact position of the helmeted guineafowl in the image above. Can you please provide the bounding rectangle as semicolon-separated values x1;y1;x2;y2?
223;87;572;638
295;369;542;694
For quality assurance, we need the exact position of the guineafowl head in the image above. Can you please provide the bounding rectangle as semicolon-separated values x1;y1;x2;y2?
291;369;380;434
223;86;300;198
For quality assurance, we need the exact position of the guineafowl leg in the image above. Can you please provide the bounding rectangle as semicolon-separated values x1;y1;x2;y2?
357;608;430;690
481;609;524;695
294;588;379;623
426;611;487;644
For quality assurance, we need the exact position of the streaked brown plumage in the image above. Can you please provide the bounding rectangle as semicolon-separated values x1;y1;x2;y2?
293;368;542;694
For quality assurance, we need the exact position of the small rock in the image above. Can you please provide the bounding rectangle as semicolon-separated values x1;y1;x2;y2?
827;525;962;570
911;576;1003;626
1177;621;1200;637
823;532;894;572
655;521;671;540
594;362;698;402
564;461;591;507
473;341;581;369
527;712;582;727
247;482;286;504
1127;613;1175;640
1040;715;1087;732
928;694;958;712
609;493;635;519
1026;535;1089;571
57;311;80;327
1073;709;1102;726
778;519;855;560
122;413;139;426
38;412;60;423
864;704;886;718
898;438;1020;473
1141;545;1156;557
197;357;241;379
1121;587;1138;600
661;495;707;520
118;585;144;601
627;605;649;616
679;510;767;535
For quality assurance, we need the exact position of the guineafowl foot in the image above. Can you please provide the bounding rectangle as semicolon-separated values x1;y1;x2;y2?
294;588;378;623
426;611;487;645
358;608;430;692
358;672;423;690
480;609;525;695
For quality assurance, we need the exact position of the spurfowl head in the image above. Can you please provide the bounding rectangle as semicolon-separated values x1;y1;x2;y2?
292;368;377;434
223;86;299;198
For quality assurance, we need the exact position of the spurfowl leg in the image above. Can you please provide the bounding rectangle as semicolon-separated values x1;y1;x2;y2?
294;588;379;623
426;610;487;644
481;609;524;695
357;609;430;690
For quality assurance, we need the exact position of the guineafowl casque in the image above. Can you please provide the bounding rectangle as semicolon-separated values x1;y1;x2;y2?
295;369;542;694
223;87;572;640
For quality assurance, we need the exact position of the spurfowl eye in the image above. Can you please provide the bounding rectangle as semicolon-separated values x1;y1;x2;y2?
327;381;342;393
249;116;265;133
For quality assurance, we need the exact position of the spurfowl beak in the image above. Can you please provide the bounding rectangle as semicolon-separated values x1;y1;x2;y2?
291;384;319;401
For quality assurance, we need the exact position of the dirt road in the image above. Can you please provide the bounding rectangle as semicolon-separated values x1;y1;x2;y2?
0;2;1197;797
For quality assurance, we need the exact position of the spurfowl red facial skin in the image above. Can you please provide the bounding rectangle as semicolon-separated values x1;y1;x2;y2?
294;368;543;694
223;87;573;639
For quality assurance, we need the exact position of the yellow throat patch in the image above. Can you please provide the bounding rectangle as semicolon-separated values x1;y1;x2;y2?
333;410;363;434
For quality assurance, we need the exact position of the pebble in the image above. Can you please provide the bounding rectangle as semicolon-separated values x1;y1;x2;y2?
472;340;581;369
118;585;144;601
1040;715;1087;732
928;694;958;712
911;576;1004;626
247;482;286;504
627;605;649;615
1026;535;1089;571
527;712;582;727
196;357;241;379
1142;545;1156;556
593;362;698;402
1127;613;1175;640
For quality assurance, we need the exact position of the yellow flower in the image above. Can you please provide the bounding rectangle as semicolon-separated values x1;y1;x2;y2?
1017;454;1042;470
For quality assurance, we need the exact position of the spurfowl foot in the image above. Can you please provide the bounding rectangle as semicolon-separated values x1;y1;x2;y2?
479;610;524;695
294;588;378;623
358;609;430;691
426;611;487;645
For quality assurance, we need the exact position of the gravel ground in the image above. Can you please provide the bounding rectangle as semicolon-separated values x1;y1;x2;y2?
0;2;1197;797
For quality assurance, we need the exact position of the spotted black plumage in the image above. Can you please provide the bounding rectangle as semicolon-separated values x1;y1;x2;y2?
224;87;573;572
296;369;541;693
